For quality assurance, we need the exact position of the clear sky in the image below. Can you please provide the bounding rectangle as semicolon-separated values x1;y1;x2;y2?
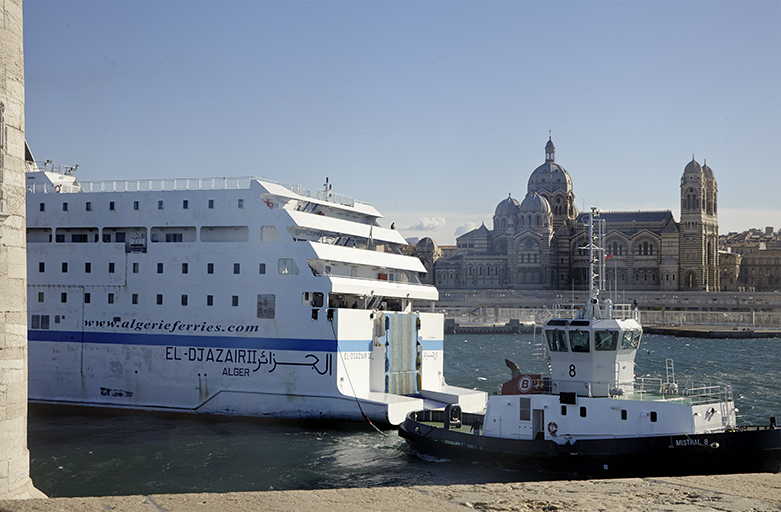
23;1;781;245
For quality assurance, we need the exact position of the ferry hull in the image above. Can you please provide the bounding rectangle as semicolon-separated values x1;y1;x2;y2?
400;410;781;477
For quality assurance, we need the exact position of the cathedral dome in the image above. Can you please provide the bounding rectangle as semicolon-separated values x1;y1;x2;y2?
527;162;573;195
683;158;702;175
519;191;551;214
527;137;573;195
494;194;522;218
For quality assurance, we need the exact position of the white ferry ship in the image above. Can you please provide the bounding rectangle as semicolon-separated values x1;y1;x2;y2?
25;162;486;425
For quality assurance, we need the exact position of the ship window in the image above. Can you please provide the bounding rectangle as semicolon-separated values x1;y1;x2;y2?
234;263;240;274
621;409;627;420
650;411;657;422
207;295;213;306
62;262;68;273
38;262;44;273
519;397;531;421
62;202;68;211
181;295;188;306
561;405;567;415
238;199;244;209
259;263;266;274
133;263;139;274
84;293;91;304
166;233;183;243
41;315;50;329
109;201;115;211
133;201;139;210
595;330;618;351
278;258;299;275
39;203;45;212
232;295;239;307
103;234;111;243
156;294;163;305
261;226;283;242
182;200;189;209
85;262;91;273
56;234;64;243
158;200;164;210
311;309;319;321
207;263;214;274
132;294;138;305
108;293;115;304
182;263;189;274
546;329;568;352
157;263;163;274
208;199;214;209
86;202;92;211
37;292;44;303
31;315;40;329
109;262;115;274
620;330;642;350
71;234;88;243
116;232;125;243
569;330;590;352
580;406;587;418
257;294;275;319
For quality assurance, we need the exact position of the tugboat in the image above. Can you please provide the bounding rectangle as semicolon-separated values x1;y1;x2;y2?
400;209;781;477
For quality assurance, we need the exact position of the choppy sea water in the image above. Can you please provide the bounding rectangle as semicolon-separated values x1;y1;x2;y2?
29;334;781;497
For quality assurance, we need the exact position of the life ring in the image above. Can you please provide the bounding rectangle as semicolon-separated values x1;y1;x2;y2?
547;422;558;435
55;184;62;193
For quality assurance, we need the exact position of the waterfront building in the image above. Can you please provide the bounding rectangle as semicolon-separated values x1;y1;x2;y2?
428;137;721;292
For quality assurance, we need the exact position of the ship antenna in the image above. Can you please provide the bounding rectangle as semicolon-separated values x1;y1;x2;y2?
586;207;604;319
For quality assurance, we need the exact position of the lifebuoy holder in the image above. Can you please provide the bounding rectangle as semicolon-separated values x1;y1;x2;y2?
547;421;558;435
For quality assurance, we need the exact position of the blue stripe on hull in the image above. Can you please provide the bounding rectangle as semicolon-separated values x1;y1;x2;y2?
27;330;444;352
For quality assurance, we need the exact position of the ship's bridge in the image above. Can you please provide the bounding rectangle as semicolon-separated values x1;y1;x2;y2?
543;300;642;398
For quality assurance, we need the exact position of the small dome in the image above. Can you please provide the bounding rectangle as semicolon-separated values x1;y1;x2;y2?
684;157;702;175
520;191;551;214
416;237;439;253
494;194;522;218
702;160;714;178
545;137;556;154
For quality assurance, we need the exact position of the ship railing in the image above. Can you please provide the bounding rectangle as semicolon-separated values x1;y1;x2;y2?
683;383;733;406
78;177;256;192
551;303;640;321
26;182;82;194
314;189;355;207
632;378;733;405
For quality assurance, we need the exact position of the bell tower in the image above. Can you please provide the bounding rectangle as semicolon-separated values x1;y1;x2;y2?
678;157;719;291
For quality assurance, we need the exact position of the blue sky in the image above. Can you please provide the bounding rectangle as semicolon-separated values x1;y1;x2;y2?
24;1;780;244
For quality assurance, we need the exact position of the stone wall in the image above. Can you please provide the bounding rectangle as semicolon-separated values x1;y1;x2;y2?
0;0;43;500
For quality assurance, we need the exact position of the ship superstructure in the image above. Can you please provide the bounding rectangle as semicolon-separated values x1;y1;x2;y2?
25;163;486;424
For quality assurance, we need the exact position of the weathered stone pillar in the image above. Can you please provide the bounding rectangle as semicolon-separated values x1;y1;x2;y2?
0;0;44;500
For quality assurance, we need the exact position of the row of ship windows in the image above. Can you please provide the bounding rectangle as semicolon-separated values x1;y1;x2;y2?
518;397;659;422
558;406;658;422
38;262;272;275
40;198;244;212
37;292;240;307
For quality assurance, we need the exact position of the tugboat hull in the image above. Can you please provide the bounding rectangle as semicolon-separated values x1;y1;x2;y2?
400;410;781;477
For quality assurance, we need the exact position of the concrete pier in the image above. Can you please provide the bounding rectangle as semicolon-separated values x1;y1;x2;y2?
0;474;779;512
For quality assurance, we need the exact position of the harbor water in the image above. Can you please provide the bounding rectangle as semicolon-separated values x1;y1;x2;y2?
29;333;781;497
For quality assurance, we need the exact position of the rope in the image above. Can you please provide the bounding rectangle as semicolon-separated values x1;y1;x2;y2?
330;316;387;436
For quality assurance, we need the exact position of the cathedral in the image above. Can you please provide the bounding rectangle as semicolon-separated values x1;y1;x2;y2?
431;137;720;291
